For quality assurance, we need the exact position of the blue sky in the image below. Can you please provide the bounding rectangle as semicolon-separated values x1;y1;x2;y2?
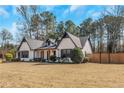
0;5;110;39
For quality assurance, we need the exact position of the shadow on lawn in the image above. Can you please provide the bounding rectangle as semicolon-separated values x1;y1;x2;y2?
33;63;56;65
32;62;77;66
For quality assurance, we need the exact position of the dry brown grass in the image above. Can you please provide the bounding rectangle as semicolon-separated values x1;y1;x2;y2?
0;62;124;88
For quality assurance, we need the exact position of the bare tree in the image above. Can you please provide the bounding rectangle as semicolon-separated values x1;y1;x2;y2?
0;29;13;59
100;6;124;63
16;6;32;38
103;6;124;53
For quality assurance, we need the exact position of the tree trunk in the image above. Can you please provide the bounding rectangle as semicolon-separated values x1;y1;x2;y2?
107;31;111;64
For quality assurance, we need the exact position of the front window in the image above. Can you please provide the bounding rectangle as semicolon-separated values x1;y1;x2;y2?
67;50;71;54
61;49;72;58
21;51;29;58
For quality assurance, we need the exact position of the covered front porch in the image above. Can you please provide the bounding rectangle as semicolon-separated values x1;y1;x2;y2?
34;48;56;61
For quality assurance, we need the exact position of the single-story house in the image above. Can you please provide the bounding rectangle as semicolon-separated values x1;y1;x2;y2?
16;32;92;61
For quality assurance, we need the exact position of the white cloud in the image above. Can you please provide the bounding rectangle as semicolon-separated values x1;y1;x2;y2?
10;22;18;37
0;8;9;18
63;9;69;15
63;5;82;15
70;5;82;12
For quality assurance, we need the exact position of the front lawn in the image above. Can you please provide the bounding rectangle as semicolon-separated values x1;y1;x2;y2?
0;62;124;88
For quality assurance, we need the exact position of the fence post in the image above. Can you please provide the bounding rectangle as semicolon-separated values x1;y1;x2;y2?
100;52;101;64
108;52;110;64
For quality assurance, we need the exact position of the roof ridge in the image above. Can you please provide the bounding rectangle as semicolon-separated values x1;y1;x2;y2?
25;38;43;42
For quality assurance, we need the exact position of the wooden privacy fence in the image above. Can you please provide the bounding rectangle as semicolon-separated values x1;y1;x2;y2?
89;53;124;64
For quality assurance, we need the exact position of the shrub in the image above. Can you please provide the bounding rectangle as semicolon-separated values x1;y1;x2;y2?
34;58;41;62
12;58;20;62
62;57;73;63
83;57;89;63
5;53;13;62
50;55;56;62
8;49;15;56
71;47;83;64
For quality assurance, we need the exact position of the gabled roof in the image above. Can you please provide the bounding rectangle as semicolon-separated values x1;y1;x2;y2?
17;37;43;50
17;32;91;51
57;32;90;49
38;38;56;49
25;38;44;49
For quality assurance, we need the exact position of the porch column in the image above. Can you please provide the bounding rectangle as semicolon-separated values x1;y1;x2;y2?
20;51;22;59
58;49;61;58
16;52;18;59
33;50;35;59
38;51;40;58
48;49;50;60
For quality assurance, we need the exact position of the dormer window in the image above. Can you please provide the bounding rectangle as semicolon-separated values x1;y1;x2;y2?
48;40;50;46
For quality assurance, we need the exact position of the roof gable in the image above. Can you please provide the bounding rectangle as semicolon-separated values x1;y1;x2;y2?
17;37;43;50
19;41;30;51
57;32;91;49
67;32;82;48
57;37;75;49
79;36;89;48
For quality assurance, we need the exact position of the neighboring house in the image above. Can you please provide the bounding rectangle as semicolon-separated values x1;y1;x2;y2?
16;32;92;61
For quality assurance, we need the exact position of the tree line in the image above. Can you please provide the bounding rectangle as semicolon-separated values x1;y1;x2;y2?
1;5;124;55
16;5;80;41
